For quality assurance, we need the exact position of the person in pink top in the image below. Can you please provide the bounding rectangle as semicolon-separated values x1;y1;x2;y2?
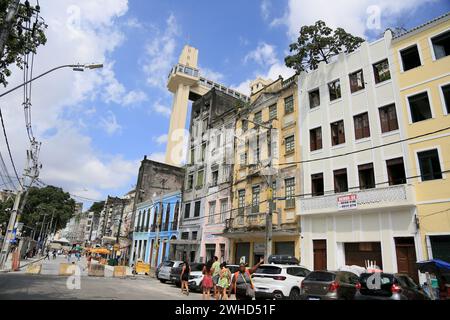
202;260;214;300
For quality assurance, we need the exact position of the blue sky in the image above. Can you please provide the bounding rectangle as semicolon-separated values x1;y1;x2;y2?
2;0;449;209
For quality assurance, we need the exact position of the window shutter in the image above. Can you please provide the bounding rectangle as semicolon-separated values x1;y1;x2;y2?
388;106;399;131
317;129;322;150
380;108;389;133
363;113;370;138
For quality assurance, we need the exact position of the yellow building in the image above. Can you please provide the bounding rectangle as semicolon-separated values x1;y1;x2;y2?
223;75;301;266
391;13;450;264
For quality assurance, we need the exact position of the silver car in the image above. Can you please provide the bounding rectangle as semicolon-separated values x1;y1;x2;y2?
157;260;184;283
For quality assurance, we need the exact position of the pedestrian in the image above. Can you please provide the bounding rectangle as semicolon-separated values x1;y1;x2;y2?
231;259;264;301
76;252;81;262
211;256;221;299
86;253;92;271
202;260;214;300
180;260;191;296
217;262;231;300
44;249;50;260
52;249;57;260
67;250;72;262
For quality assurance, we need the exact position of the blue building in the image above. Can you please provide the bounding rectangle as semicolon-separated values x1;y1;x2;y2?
130;191;181;266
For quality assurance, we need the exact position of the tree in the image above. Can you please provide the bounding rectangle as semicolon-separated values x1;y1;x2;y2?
0;0;47;87
285;20;365;73
89;201;105;217
18;186;75;236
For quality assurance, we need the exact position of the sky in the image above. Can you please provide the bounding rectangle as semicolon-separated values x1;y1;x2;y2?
1;0;449;210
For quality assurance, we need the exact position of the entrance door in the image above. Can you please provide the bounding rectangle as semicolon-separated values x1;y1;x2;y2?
205;244;216;262
235;243;250;265
313;240;327;271
395;237;418;284
345;242;383;269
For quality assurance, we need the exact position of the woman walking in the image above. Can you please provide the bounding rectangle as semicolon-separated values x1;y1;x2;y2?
180;260;191;296
231;259;264;300
202;261;214;300
217;263;231;300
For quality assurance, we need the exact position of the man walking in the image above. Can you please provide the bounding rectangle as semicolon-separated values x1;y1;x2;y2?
211;256;221;300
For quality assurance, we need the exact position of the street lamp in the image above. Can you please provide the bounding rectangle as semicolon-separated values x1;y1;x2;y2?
0;63;104;99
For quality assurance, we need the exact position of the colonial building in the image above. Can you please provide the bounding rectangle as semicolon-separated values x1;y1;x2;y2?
177;88;244;263
390;13;450;266
297;30;420;280
224;74;301;266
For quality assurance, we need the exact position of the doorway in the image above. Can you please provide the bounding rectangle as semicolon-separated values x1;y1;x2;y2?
313;240;327;271
395;237;418;283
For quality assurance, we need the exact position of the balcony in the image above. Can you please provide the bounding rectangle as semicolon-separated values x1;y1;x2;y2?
226;213;266;231
299;184;415;216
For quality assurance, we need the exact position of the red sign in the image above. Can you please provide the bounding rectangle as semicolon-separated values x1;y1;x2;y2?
337;194;358;210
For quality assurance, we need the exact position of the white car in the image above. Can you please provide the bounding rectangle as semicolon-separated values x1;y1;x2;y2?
157;260;184;283
252;264;311;300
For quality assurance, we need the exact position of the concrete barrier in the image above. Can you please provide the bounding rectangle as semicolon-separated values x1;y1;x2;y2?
113;266;127;278
59;263;78;276
88;264;105;277
104;265;114;278
26;263;42;275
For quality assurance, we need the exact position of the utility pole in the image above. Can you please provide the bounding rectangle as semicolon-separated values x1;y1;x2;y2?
0;189;23;269
0;0;20;58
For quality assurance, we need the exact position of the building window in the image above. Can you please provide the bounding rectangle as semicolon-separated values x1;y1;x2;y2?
379;104;399;133
373;59;391;84
311;173;324;197
309;89;320;108
190;148;195;165
192;231;198;240
386;158;406;186
334;169;348;193
328;80;341;101
354;112;371;140
285;178;296;209
197;170;204;188
202;118;208;132
310;127;322;151
201;143;206;161
408;92;432;123
285;135;295;154
242;119;248;132
442;84;450;114
186;174;193;190
431;30;450;60
358;163;375;190
400;45;421;71
284;95;294;114
238;190;245;215
252;186;260;213
209;201;216;224
211;170;218;187
181;232;189;240
240;153;247;166
194;201;201;217
349;69;365;93
254;135;261;163
269;104;277;120
220;199;228;222
254;111;262;124
331;120;346;146
184;203;191;219
418;149;443;181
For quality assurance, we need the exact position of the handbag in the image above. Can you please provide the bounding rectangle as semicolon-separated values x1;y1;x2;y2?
241;272;255;298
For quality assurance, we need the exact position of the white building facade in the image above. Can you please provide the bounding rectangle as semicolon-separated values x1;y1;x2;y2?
298;32;420;280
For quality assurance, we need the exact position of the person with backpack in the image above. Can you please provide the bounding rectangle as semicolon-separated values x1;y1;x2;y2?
231;258;264;300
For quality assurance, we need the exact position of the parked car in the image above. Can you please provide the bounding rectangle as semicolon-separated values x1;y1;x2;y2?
188;263;206;292
300;271;359;300
268;255;300;265
252;264;310;300
170;263;184;287
157;260;184;283
355;273;430;300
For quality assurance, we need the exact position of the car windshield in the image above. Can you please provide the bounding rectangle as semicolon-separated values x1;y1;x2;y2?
163;261;174;267
255;266;282;275
306;272;335;282
191;264;204;272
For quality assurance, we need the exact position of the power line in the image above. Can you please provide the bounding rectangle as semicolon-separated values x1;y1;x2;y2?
0;107;22;189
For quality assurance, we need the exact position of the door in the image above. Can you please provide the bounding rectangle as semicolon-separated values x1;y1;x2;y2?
313;240;327;271
395;237;418;284
235;242;250;265
345;242;383;269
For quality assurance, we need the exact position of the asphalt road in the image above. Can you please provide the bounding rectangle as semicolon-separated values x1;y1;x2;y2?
0;273;201;300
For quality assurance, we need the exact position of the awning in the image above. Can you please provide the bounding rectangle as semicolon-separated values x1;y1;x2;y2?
417;259;450;274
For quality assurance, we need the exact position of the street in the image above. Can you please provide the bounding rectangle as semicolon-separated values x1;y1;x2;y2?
0;256;200;300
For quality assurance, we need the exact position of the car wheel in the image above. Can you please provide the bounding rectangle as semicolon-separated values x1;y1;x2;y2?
289;288;301;300
160;279;167;284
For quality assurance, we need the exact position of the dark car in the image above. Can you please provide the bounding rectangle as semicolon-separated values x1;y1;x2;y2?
300;271;359;300
268;255;300;265
170;263;185;287
355;273;430;300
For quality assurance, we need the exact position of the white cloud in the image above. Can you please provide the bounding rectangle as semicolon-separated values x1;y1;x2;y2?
148;152;166;163
122;90;148;106
152;100;172;118
200;66;225;83
0;0;139;200
274;0;439;39
125;17;143;29
143;14;181;89
153;134;168;145
100;111;122;135
244;42;279;66
261;0;272;20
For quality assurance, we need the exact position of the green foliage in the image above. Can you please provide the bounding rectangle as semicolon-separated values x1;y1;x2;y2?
0;0;47;87
18;186;75;232
89;201;105;217
285;20;365;73
0;196;14;229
